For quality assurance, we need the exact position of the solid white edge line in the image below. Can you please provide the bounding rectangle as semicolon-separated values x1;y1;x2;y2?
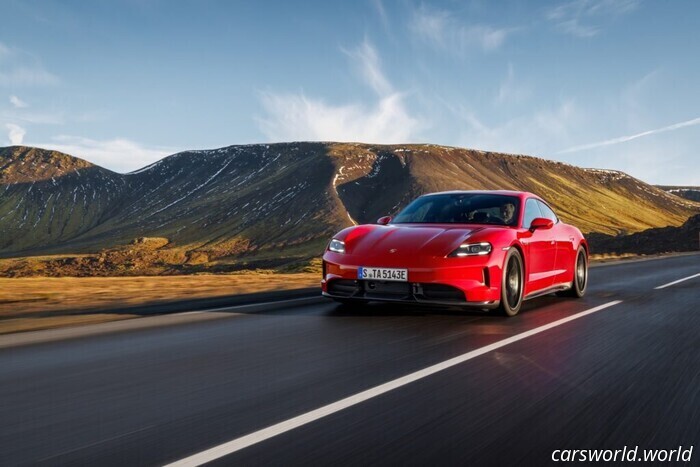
164;300;623;467
654;272;700;290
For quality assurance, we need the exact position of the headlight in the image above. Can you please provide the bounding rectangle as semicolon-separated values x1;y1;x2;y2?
448;242;492;257
328;239;346;254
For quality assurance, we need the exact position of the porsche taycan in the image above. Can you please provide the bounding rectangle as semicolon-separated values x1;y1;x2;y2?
321;191;588;316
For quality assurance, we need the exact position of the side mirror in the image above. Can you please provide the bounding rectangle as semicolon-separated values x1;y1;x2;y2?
530;217;554;231
377;216;392;225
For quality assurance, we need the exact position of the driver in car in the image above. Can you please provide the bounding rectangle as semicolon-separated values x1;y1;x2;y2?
500;202;516;225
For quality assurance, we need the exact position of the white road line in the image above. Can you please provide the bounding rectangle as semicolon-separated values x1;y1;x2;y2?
164;300;623;467
654;272;700;290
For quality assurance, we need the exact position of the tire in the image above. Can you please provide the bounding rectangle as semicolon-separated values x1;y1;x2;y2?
497;248;524;317
560;246;588;298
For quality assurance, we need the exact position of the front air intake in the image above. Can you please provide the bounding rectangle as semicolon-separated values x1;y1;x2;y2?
420;284;466;301
327;279;360;297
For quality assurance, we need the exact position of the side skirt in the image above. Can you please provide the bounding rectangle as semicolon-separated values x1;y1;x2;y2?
524;282;572;301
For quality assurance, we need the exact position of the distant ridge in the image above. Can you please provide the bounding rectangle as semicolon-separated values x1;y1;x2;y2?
1;143;698;266
657;185;700;203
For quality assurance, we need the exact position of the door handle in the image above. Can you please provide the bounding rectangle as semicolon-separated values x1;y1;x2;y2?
551;240;556;245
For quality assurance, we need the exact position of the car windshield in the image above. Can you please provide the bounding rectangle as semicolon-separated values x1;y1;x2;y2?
392;193;520;226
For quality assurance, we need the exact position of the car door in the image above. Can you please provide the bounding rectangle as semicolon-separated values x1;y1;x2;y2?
521;198;557;294
537;200;572;285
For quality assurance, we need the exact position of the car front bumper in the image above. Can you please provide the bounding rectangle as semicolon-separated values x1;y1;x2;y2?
321;254;502;309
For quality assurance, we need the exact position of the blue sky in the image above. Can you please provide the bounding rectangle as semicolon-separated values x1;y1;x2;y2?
0;0;698;184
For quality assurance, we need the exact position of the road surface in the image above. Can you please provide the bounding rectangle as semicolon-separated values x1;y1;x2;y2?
0;254;698;465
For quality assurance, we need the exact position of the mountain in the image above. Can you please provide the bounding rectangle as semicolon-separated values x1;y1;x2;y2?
0;146;130;252
1;144;342;260
1;143;698;270
657;185;700;203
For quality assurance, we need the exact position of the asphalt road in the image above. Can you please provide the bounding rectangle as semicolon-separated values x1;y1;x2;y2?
0;254;698;466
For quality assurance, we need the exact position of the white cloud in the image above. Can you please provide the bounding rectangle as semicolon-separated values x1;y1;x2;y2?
257;40;420;144
547;0;640;37
409;5;512;53
28;135;176;173
258;92;418;143
0;67;59;86
342;39;392;95
575;136;698;185
495;64;530;105
6;123;26;145
558;116;700;154
448;99;580;156
410;7;450;45
371;0;390;31
555;20;599;38
0;43;59;87
9;95;28;108
0;109;64;125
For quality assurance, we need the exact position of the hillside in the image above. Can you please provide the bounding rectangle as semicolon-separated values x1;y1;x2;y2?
657;186;700;203
588;214;700;255
0;147;131;253
1;143;698;272
329;145;698;234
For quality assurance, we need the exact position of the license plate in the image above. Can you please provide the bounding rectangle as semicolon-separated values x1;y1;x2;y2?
358;267;408;282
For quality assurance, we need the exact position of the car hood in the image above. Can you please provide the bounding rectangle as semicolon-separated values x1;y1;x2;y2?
341;223;485;259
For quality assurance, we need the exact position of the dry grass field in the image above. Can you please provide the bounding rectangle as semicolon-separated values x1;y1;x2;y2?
0;273;318;334
2;253;693;335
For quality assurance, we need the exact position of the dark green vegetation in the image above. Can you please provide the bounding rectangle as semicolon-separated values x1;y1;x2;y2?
1;143;698;274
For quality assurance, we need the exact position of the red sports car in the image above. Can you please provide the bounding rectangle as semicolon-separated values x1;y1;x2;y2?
321;191;588;316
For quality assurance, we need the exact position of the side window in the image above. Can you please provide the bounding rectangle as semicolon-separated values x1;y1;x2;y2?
537;200;559;223
522;199;542;228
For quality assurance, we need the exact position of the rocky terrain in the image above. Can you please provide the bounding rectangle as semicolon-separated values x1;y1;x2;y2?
588;214;700;255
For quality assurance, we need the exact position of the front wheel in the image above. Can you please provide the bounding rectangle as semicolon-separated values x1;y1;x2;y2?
560;246;588;298
497;248;524;317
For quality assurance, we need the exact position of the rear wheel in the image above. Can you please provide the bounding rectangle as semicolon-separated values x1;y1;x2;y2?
560;246;588;298
497;248;524;317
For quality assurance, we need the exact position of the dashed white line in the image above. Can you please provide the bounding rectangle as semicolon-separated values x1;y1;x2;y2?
164;300;623;467
654;273;700;290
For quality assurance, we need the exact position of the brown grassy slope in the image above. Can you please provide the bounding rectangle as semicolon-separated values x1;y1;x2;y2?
335;145;697;235
0;146;95;183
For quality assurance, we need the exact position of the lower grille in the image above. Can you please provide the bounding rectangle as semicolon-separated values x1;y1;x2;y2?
326;279;468;304
362;280;411;298
419;284;465;301
327;279;360;297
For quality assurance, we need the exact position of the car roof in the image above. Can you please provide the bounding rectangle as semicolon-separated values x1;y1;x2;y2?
421;190;540;200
